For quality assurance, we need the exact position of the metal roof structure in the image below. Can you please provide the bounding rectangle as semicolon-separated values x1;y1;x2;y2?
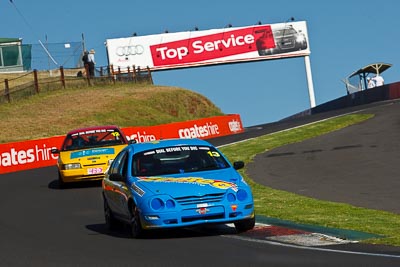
0;38;21;44
343;62;392;94
348;62;392;78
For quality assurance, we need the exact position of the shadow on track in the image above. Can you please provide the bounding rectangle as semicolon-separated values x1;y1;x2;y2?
86;222;238;239
48;179;102;190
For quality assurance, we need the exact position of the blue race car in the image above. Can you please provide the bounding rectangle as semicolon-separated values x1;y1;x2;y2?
102;138;255;238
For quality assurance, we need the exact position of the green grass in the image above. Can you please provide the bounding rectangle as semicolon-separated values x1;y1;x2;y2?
0;83;224;143
220;114;400;246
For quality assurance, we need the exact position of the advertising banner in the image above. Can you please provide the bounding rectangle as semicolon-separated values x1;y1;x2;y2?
0;136;64;174
0;114;243;175
106;21;310;71
122;114;242;142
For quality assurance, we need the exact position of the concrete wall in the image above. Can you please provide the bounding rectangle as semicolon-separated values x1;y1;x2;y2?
311;82;400;115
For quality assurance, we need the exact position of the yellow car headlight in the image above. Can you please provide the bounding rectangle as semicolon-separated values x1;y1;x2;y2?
63;163;82;170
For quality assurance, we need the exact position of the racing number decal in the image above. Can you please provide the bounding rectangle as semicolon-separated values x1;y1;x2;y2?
207;151;220;157
111;132;120;137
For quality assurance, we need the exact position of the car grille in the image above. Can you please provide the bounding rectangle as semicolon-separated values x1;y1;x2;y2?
182;213;225;223
278;37;295;49
174;193;224;206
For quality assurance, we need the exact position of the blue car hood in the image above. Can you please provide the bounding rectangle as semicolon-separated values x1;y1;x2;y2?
134;168;243;197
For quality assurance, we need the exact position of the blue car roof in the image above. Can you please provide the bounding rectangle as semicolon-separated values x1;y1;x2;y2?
129;138;212;153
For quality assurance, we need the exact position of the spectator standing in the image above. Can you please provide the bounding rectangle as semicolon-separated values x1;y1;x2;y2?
372;74;384;87
367;77;375;89
88;49;96;78
82;50;89;66
81;50;89;76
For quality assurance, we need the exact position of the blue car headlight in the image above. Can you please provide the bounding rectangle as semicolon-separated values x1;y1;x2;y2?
150;198;164;210
227;192;236;202
227;189;250;202
149;197;176;211
166;199;175;209
236;189;248;201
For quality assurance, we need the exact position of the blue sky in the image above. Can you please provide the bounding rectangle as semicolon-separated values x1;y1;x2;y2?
2;0;399;127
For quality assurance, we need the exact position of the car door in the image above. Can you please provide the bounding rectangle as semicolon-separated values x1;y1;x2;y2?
104;150;130;220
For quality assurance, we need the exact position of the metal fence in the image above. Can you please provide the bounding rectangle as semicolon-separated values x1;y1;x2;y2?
0;65;153;104
0;41;85;73
30;41;84;71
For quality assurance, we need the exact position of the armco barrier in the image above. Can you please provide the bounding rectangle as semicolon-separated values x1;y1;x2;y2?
310;82;400;115
281;82;400;122
0;114;243;175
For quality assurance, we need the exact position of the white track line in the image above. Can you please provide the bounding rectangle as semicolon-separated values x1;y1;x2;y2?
224;234;400;259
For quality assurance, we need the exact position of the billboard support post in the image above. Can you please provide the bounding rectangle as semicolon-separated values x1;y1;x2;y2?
304;55;316;108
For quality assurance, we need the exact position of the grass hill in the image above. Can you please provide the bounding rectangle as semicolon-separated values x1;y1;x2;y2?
0;82;224;143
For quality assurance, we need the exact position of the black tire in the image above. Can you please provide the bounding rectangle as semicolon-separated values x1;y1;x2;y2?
234;216;256;233
130;203;144;238
104;197;118;231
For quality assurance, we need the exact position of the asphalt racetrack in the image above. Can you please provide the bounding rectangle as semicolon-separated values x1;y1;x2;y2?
247;100;400;214
1;100;400;266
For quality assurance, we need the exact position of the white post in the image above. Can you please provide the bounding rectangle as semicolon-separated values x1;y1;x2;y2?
304;55;316;108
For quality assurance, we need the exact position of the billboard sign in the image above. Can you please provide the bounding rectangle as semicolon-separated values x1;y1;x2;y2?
106;21;310;71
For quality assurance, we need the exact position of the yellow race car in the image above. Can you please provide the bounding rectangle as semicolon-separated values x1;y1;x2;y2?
52;125;131;188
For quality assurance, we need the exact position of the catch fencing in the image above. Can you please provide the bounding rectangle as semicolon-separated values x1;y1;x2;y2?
30;41;84;71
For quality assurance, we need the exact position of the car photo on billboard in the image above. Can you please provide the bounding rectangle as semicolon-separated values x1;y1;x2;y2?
256;25;308;56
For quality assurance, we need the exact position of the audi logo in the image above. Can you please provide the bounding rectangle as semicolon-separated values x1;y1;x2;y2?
116;45;145;56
